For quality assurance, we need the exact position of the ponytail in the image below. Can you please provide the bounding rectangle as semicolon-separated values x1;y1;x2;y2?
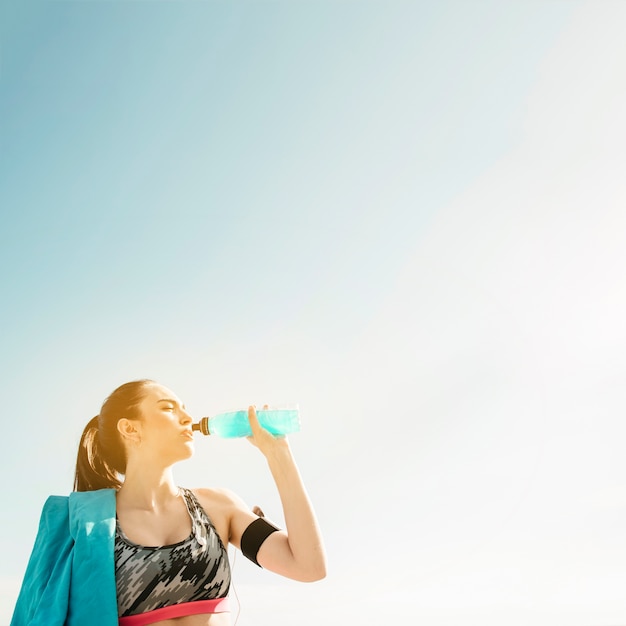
74;415;124;491
73;379;155;492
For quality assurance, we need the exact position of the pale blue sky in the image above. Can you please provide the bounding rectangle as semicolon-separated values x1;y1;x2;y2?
3;1;626;625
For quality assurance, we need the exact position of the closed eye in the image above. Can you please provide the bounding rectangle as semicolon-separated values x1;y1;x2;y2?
157;398;186;411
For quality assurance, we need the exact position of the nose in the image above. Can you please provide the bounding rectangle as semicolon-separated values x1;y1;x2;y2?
179;410;192;425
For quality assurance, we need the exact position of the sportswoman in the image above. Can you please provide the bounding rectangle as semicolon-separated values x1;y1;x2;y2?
11;379;327;625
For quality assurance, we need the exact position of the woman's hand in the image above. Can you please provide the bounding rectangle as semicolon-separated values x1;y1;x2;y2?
246;405;290;457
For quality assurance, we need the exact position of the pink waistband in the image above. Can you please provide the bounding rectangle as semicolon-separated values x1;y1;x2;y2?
118;598;230;626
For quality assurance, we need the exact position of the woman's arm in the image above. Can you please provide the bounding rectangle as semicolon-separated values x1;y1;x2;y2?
228;406;327;583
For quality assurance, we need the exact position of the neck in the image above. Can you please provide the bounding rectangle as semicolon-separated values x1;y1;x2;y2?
117;463;179;511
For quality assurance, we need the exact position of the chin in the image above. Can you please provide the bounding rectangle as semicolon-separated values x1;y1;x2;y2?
169;442;195;464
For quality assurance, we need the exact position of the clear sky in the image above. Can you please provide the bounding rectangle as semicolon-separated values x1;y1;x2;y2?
2;1;626;625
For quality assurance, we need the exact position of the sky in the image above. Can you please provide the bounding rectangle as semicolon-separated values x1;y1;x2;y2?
2;1;626;624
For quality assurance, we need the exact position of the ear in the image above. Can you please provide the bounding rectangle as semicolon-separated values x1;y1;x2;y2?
117;418;141;445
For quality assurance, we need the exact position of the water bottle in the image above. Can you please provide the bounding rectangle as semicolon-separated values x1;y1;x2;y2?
191;405;300;438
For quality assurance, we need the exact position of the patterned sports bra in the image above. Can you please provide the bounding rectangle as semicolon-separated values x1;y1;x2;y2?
115;488;231;625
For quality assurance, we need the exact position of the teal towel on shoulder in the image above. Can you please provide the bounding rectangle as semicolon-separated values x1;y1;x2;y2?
11;489;119;626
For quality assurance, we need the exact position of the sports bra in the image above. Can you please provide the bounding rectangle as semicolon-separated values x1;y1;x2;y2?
115;487;231;625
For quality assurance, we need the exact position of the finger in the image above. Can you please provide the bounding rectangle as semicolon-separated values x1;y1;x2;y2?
247;405;262;431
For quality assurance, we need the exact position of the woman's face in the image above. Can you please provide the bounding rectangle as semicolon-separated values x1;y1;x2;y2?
130;383;196;462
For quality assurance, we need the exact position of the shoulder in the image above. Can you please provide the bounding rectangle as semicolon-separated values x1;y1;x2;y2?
189;487;253;532
190;486;248;512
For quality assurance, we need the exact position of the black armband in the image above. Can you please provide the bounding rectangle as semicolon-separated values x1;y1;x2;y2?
241;517;281;567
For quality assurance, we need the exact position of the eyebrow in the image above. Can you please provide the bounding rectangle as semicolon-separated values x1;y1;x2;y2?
157;398;186;410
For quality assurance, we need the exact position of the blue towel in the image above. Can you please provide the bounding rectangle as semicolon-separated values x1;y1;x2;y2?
11;489;119;626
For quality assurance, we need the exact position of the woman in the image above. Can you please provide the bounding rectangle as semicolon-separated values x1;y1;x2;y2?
11;379;326;626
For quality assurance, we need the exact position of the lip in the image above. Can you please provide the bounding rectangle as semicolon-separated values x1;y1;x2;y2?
181;431;194;440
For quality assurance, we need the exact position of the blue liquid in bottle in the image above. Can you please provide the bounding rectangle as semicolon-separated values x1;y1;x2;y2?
192;406;300;438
